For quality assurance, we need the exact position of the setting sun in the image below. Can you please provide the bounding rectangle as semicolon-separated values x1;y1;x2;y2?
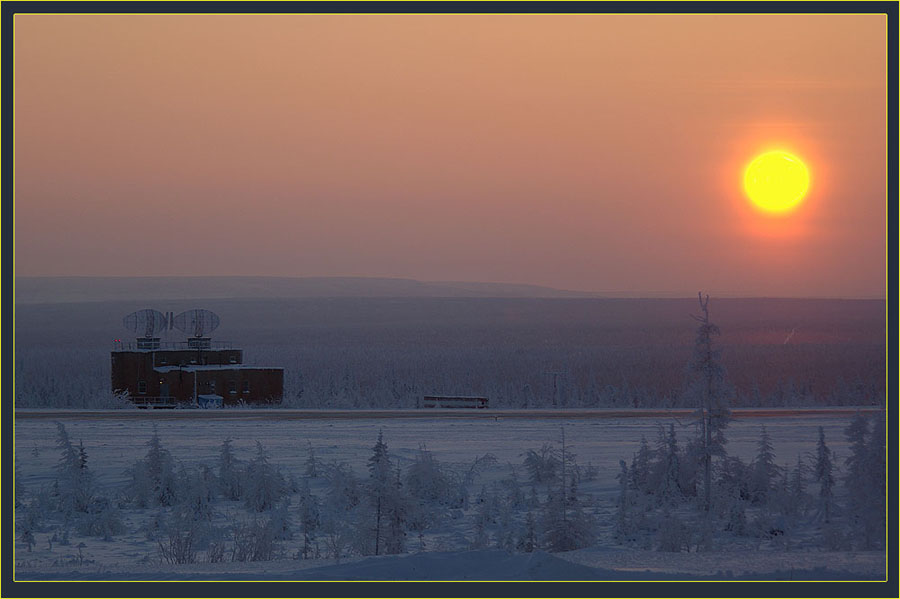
743;150;810;214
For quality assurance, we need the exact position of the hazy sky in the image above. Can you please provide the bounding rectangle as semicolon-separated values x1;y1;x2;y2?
14;14;886;297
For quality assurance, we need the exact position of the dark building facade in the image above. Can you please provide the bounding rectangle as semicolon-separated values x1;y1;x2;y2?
111;340;283;407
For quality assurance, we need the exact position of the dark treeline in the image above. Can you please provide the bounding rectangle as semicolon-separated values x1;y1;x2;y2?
15;297;884;409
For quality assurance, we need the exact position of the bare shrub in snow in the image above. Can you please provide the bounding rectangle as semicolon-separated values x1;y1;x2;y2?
230;516;281;562
157;511;201;565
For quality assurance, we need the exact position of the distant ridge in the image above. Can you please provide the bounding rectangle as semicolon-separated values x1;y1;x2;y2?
14;276;604;304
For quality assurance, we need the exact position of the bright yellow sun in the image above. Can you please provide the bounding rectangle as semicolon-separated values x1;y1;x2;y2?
743;150;810;214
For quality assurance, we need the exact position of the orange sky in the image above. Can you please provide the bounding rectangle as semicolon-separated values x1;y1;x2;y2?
14;14;887;297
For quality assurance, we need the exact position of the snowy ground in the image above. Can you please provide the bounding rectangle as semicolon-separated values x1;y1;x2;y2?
13;410;886;581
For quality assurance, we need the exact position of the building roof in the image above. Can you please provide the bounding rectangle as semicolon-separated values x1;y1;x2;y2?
154;365;284;373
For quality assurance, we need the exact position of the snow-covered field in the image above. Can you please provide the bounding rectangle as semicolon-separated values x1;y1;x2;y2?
13;410;886;581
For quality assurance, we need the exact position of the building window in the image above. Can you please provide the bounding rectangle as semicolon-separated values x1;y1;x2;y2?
229;380;237;394
242;380;250;394
138;380;147;394
209;380;216;393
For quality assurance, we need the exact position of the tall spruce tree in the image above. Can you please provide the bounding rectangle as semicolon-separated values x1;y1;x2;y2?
688;293;731;512
368;430;392;555
813;426;835;522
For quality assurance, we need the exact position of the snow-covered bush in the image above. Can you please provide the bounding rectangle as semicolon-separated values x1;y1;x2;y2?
655;510;691;552
75;497;126;540
522;444;559;486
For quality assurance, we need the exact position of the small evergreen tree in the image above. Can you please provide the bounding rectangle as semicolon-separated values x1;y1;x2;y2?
749;426;781;505
614;460;637;543
813;426;835;522
862;412;886;548
367;430;392;555
297;478;320;559
218;438;243;501
54;423;94;514
652;424;682;505
127;428;178;507
517;511;538;553
244;441;287;512
382;465;407;554
630;436;653;494
304;441;320;478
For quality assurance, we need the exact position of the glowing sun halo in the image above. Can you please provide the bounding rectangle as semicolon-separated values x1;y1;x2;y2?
743;150;810;214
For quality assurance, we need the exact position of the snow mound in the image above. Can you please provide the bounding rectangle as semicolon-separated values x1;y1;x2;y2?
298;550;602;580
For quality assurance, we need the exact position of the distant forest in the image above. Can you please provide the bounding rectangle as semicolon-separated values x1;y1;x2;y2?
15;297;885;409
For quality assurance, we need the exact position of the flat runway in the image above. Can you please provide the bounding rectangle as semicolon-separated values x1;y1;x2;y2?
14;407;883;421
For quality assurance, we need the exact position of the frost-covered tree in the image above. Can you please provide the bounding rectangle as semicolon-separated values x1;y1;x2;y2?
717;455;751;504
304;441;320;478
844;411;869;503
614;460;637;543
406;445;453;506
539;428;595;552
76;496;126;540
243;441;287;512
127;428;178;507
181;464;216;520
522;444;559;486
517;511;538;553
844;412;885;549
655;508;691;552
368;430;390;554
382;465;407;554
651;424;682;505
53;423;94;514
15;458;25;508
217;438;243;501
862;412;886;547
687;293;731;511
811;426;835;523
297;477;320;559
749;426;781;505
366;430;395;555
784;455;808;518
630;436;653;495
405;445;456;538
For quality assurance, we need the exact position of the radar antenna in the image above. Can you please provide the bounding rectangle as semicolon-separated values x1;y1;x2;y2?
173;309;221;338
123;309;168;338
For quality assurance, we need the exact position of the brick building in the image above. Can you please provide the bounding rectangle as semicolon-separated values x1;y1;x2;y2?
111;337;283;407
